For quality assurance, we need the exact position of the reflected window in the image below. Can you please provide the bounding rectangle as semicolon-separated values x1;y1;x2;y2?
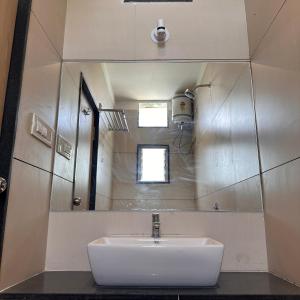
138;102;168;127
137;145;170;183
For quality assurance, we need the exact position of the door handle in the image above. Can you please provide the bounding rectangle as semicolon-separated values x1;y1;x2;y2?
73;197;82;206
0;177;7;194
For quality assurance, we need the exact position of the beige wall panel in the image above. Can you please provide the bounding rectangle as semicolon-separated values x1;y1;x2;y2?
63;0;249;60
0;159;51;290
95;194;112;211
112;199;196;211
64;63;115;108
53;65;78;181
197;175;262;212
13;14;61;172
97;118;114;203
244;0;286;57
51;175;73;211
252;0;300;172
195;66;259;199
32;0;67;57
63;0;136;60
263;158;300;286
0;0;18;130
1;0;67;290
46;211;267;272
135;0;249;60
251;0;300;286
195;63;247;136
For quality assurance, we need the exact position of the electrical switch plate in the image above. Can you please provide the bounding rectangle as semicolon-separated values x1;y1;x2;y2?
30;113;54;147
56;134;72;160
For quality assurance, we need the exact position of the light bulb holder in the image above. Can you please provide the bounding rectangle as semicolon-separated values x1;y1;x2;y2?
151;19;170;44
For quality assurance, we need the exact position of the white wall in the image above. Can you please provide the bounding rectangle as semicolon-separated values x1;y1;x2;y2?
46;211;267;272
63;0;249;60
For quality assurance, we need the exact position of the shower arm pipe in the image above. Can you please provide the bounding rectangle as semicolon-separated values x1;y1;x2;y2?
192;83;211;92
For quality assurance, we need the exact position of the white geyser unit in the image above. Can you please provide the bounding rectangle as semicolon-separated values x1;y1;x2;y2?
171;94;193;125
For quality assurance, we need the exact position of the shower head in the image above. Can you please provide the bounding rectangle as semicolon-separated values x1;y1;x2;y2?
184;83;211;100
184;89;195;99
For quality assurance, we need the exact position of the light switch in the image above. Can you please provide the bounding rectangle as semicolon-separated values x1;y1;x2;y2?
56;134;72;160
30;113;54;147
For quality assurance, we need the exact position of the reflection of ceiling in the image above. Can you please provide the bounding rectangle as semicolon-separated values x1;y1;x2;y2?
104;62;205;101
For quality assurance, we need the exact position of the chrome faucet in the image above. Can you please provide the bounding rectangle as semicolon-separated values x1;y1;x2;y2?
152;213;160;238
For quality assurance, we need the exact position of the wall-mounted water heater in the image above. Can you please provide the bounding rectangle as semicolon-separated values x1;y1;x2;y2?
172;94;193;125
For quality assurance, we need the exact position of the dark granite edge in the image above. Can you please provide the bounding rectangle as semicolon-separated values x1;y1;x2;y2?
2;272;300;300
2;294;300;300
0;295;178;300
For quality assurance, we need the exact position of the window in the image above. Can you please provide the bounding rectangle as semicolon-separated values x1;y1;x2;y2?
138;102;168;128
137;145;170;184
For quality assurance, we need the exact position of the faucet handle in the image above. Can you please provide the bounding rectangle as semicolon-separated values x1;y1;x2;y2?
152;213;160;223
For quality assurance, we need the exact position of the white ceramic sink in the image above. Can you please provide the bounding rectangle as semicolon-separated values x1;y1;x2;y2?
88;237;224;287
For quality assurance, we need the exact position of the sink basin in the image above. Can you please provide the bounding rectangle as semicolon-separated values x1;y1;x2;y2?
88;237;224;287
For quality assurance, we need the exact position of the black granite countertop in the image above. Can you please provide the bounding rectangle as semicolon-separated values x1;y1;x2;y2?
1;272;300;300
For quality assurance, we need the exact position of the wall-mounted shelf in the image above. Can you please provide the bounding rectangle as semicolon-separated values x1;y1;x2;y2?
99;105;129;132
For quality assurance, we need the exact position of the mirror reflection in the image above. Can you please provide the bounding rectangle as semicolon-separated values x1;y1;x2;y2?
51;62;262;212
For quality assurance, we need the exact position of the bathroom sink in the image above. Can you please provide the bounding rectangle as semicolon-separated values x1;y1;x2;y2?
88;237;224;287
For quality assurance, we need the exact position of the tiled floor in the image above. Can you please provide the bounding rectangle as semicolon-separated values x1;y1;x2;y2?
1;272;300;300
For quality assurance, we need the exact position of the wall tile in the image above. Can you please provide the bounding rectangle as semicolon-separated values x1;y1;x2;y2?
63;0;135;60
263;158;300;286
197;175;262;212
95;194;112;211
249;0;300;286
194;63;247;136
0;159;51;290
63;0;249;60
135;0;249;60
112;199;196;211
46;211;268;272
13;13;61;172
244;0;286;57
53;65;78;181
97;119;114;204
31;0;67;57
195;64;260;203
252;0;300;171
51;175;73;211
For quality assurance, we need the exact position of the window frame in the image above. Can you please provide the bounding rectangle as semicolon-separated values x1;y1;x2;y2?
136;144;170;184
137;101;169;128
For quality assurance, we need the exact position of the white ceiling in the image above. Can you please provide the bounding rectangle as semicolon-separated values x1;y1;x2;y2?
103;62;205;101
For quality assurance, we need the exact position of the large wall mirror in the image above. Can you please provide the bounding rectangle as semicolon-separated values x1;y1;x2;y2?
51;61;262;212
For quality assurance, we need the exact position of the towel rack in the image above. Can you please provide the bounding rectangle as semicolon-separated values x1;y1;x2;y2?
99;104;129;132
